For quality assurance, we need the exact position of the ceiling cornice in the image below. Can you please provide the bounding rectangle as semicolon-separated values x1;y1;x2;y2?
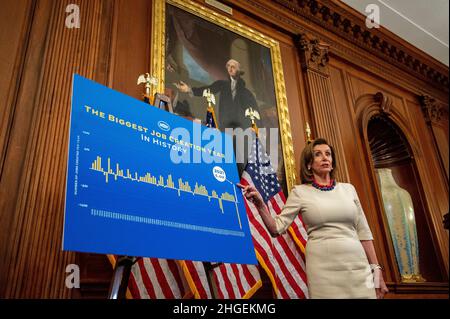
270;0;448;91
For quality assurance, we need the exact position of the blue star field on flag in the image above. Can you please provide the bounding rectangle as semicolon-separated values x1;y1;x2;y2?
245;134;281;202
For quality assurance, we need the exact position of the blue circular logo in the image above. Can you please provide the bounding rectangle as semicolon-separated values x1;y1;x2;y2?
158;121;170;131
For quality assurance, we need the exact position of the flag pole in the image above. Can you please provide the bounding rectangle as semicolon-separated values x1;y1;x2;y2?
107;256;137;299
245;107;260;137
203;262;222;299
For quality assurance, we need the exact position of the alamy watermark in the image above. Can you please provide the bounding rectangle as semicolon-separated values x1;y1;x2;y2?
65;4;80;29
365;4;380;29
142;125;281;172
65;263;80;289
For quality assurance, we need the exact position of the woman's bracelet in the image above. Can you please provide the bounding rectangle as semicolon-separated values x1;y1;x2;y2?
370;264;383;272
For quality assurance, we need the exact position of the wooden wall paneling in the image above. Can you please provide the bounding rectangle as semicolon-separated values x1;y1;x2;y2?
419;96;450;182
404;99;449;277
0;0;35;293
415;98;449;190
0;0;34;176
279;41;308;183
0;0;115;298
0;0;57;298
109;0;152;98
432;123;449;179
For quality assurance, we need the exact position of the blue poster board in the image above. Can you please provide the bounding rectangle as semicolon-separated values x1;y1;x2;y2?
63;75;256;265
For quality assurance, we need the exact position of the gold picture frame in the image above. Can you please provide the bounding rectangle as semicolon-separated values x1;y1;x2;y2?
150;0;297;191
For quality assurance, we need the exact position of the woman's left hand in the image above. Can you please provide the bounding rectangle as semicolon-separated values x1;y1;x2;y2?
374;269;389;299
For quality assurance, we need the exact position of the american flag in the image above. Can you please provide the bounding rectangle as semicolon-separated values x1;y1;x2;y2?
240;134;309;298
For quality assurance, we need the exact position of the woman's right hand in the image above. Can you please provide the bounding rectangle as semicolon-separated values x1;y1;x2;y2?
237;183;265;209
237;183;278;237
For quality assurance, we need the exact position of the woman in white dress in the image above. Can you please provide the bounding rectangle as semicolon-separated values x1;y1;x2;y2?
238;138;389;299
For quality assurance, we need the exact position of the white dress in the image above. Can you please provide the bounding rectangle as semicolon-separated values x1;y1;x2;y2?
274;183;376;299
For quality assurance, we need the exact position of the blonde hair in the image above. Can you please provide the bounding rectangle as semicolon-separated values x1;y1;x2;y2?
300;138;337;184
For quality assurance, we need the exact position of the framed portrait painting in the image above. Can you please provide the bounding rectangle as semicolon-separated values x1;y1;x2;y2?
151;0;297;192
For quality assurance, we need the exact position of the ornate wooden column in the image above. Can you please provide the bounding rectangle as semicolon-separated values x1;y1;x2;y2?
419;95;449;181
296;33;350;182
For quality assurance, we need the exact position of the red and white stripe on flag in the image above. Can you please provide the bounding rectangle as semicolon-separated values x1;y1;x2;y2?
108;255;261;299
178;260;261;299
108;256;189;299
212;263;262;299
240;172;309;299
178;260;212;299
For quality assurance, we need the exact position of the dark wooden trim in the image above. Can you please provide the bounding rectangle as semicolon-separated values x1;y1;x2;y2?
387;282;449;295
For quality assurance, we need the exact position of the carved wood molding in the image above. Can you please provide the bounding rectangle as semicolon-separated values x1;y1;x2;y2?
355;92;420;159
271;0;448;91
295;33;330;76
419;95;444;124
374;91;393;116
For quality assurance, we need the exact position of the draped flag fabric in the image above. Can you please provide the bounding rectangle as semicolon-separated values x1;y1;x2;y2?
107;256;190;299
178;260;212;299
240;134;309;299
212;263;262;299
178;259;262;299
127;258;189;299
